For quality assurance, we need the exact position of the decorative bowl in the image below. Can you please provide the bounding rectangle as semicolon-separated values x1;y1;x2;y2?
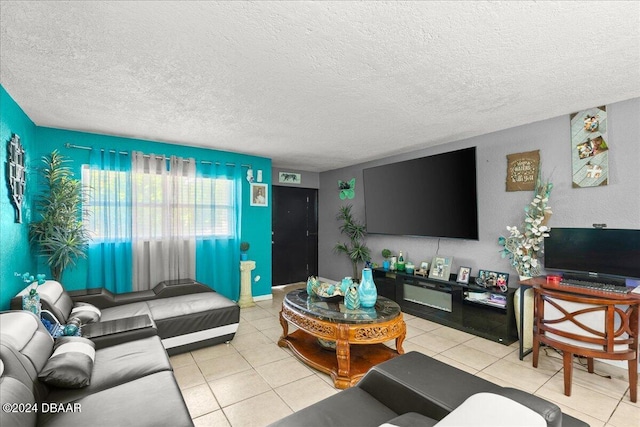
313;282;344;300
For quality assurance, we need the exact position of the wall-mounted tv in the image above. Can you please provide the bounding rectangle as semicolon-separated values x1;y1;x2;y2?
363;147;478;240
544;227;640;281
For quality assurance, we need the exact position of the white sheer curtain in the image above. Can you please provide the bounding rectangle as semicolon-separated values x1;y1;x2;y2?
131;152;196;291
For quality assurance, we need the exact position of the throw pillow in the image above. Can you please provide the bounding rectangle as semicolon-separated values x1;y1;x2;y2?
70;302;102;325
38;336;95;388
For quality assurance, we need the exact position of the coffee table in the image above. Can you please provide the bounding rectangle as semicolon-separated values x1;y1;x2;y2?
278;289;406;389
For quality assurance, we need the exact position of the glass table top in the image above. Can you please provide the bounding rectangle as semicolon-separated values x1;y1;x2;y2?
283;289;401;324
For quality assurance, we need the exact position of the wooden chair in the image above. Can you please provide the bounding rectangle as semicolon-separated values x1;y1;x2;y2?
532;287;638;402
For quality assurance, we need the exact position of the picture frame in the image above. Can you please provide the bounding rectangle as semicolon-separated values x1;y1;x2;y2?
415;261;430;277
456;266;471;284
278;171;301;184
474;269;509;292
250;183;268;207
429;256;453;281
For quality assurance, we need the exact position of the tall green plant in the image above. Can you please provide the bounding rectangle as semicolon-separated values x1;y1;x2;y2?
334;204;370;281
29;150;91;282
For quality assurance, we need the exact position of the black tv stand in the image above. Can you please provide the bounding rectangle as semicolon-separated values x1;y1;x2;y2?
373;268;517;345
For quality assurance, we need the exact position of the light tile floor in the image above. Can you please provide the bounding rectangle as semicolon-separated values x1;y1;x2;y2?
170;284;640;427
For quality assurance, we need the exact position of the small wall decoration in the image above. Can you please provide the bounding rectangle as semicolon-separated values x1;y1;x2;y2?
338;178;355;200
429;256;453;281
570;106;608;188
278;171;301;184
506;150;540;191
7;133;26;223
456;266;471;285
475;269;509;292
250;183;268;207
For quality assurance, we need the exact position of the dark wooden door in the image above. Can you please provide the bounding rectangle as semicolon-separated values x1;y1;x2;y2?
272;186;318;286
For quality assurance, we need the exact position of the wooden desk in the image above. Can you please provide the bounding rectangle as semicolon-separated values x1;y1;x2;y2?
278;289;405;389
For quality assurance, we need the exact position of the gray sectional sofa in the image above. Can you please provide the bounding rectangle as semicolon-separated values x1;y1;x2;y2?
0;310;193;427
11;278;240;355
269;351;589;427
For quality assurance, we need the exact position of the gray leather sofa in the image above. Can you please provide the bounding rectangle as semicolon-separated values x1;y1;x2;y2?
0;310;193;427
269;351;589;427
11;278;240;355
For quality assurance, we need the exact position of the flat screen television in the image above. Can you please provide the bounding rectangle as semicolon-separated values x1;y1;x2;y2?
544;228;640;281
363;147;478;239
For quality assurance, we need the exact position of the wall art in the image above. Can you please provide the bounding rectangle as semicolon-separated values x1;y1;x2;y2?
506;150;539;191
338;178;355;200
250;183;268;207
278;171;301;184
570;106;608;188
7;133;26;223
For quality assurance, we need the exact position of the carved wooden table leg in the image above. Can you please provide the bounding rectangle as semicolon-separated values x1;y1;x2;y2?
277;309;289;347
396;324;406;354
335;324;351;389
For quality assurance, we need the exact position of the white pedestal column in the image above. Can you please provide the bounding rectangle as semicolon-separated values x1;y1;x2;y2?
239;260;256;308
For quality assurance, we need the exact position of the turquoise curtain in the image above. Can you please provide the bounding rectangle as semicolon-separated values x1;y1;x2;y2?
195;162;242;301
86;149;132;293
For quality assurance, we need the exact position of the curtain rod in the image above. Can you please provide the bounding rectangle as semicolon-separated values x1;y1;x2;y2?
64;143;252;168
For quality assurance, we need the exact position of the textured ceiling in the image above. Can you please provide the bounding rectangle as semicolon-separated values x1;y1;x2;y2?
1;1;639;172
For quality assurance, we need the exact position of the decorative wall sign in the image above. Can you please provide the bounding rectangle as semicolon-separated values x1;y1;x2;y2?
338;178;355;200
506;150;539;191
7;133;26;223
570;106;608;188
278;171;301;184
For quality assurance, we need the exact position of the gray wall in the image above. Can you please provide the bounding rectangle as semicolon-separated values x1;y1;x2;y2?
319;97;640;284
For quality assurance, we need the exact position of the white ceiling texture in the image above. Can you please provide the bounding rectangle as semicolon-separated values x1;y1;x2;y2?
1;1;639;172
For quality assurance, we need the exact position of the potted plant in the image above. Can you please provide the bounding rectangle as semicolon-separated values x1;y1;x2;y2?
240;241;250;261
334;204;370;281
29;150;91;282
381;249;392;270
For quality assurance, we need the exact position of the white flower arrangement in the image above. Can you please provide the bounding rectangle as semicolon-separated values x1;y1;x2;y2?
499;173;553;278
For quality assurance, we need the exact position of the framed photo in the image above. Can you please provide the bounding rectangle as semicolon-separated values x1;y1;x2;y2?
429;256;453;281
415;261;430;277
250;183;268;207
278;171;301;184
456;266;471;284
475;269;509;292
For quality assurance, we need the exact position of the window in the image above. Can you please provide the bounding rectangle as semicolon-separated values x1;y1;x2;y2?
83;166;234;241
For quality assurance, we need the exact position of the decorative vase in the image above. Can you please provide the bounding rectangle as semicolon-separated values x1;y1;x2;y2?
340;277;353;294
358;268;377;308
22;292;41;318
344;283;360;310
307;276;319;296
382;260;390;270
240;253;248;261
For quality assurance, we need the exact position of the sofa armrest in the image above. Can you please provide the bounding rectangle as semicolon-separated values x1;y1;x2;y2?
68;280;214;309
69;288;156;308
435;393;547;427
357;352;503;420
81;315;157;350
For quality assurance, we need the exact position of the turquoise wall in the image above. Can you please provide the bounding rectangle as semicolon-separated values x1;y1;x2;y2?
1;84;272;308
34;127;272;298
0;86;37;310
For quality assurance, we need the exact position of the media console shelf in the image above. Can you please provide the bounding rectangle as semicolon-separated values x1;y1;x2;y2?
373;268;517;345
